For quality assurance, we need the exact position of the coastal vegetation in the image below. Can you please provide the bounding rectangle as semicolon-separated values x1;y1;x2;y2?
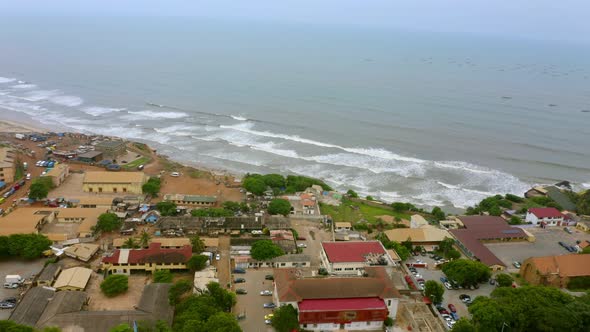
123;156;150;170
0;233;52;259
465;193;565;216
320;198;411;225
242;173;332;196
142;177;161;196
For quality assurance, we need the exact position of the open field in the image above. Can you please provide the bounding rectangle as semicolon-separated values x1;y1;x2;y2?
320;199;410;224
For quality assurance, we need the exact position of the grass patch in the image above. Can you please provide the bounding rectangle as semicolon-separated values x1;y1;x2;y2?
123;157;150;169
14;158;25;180
188;169;211;179
320;199;410;223
132;142;150;153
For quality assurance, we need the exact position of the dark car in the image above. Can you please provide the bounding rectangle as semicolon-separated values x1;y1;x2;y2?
236;289;247;295
450;312;459;320
448;304;457;313
265;275;274;280
558;241;566;248
489;278;496;285
232;268;246;274
263;303;277;309
2;297;17;303
234;278;246;283
459;294;471;301
440;277;448;283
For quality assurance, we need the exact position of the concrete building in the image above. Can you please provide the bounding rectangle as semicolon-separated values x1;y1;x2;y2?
334;222;352;231
525;207;566;226
383;226;451;251
274;267;400;331
53;267;92;291
44;164;69;187
320;241;392;275
0;147;15;183
450;216;532;271
77;151;103;163
113;237;191;249
63;243;100;262
69;196;114;209
36;263;62;287
0;208;56;236
163;194;217;207
520;254;590;288
95;140;126;158
101;242;192;274
249;254;311;268
83;171;147;194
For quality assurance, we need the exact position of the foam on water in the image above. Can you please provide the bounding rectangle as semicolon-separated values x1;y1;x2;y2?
11;84;37;89
81;106;126;116
230;115;248;121
0;77;16;83
49;95;84;107
21;90;61;102
126;110;189;119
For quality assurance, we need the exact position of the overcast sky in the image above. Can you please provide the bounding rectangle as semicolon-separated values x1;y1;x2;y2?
2;0;589;43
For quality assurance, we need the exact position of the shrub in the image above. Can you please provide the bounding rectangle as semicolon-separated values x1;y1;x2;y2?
153;270;173;283
187;255;209;271
100;274;129;297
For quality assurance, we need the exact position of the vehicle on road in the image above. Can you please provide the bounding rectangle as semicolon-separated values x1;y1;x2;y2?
264;319;272;325
450;312;459;320
260;290;273;296
0;302;15;309
513;261;521;268
263;303;276;309
448;304;457;313
234;278;246;283
215;253;221;261
2;297;17;303
232;268;246;274
236;289;247;294
265;275;274;280
564;227;573;234
459;294;471;303
170;172;180;177
489;278;496;285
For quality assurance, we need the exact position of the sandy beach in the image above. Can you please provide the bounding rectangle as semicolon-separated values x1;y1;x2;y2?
0;111;51;134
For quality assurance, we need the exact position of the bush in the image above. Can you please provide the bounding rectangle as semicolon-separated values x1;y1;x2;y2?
366;195;374;201
505;194;524;203
509;216;523;225
243;176;267;196
496;273;514;287
168;279;193;305
100;274;129;297
431;206;446;221
268;199;291;216
567;276;590;290
346;189;359;198
251;240;284;260
153;270;173;283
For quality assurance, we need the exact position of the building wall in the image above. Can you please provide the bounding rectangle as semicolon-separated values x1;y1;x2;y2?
49;166;70;187
0;166;15;183
299;309;388;330
166;199;215;207
55;286;85;291
83;182;143;194
102;262;188;274
525;212;563;226
576;223;590;232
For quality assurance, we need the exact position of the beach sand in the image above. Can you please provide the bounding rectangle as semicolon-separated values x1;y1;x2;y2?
0;111;51;133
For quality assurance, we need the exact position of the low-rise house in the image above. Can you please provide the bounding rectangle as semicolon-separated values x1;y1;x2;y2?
249;254;311;268
0;208;55;236
163;194;217;207
334;222;352;231
525;207;566;226
63;243;100;262
193;267;218;293
142;210;161;223
156;216;203;235
82;171;147;194
101;242;192;274
520;254;590;288
202;237;219;252
53;267;92;291
67;196;114;209
383;225;451;251
524;186;548;198
320;241;392;275
76;150;103;163
0;147;15;183
264;216;291;230
43;164;69;187
36;263;62;287
274;267;400;331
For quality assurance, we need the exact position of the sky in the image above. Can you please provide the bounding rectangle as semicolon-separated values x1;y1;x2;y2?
2;0;590;43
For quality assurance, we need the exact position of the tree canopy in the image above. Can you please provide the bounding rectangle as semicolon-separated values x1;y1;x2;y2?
578;190;590;215
156;201;178;216
450;318;476;332
495;273;513;287
153;270;173;283
431;206;446;220
424;280;445;304
95;213;123;233
375;233;410;260
187;255;209;272
109;324;133;332
441;259;491;287
168;279;193;305
190;234;205;254
29;182;49;200
271;304;299;332
0;233;52;259
250;240;284;261
346;189;359;198
142;177;161;196
100;274;129;297
243;173;332;196
267;199;291;216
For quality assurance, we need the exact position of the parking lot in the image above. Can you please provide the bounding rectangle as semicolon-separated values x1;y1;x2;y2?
234;268;276;332
486;226;590;272
0;259;46;319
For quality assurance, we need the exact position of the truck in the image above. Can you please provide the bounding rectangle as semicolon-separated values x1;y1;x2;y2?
15;133;26;140
4;275;24;288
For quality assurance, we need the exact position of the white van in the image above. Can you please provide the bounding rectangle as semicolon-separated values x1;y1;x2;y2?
26;173;31;180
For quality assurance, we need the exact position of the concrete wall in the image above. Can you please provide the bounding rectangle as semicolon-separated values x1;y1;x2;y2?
83;182;143;194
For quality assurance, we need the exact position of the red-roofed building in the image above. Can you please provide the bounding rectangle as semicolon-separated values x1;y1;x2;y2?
526;207;567;226
101;242;192;274
320;241;392;275
274;267;399;331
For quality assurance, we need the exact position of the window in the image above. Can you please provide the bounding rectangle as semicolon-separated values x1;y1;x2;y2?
113;188;117;193
89;188;93;192
335;268;342;271
98;187;103;193
123;187;127;193
345;267;354;271
388;300;392;306
281;263;286;266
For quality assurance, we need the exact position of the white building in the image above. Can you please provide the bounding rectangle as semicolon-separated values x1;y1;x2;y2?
320;241;392;275
525;207;565;226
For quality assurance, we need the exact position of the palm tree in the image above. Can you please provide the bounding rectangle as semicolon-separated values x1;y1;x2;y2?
123;237;138;249
139;229;151;248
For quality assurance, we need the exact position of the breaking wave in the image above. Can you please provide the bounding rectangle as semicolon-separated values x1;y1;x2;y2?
49;95;84;107
0;77;16;83
127;110;189;119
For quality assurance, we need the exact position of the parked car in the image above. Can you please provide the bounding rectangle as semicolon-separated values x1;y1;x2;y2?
513;261;521;268
489;278;496;285
444;282;453;290
265;275;274;280
558;241;567;247
0;302;15;309
448;304;457;313
264;313;274;321
260;290;273;296
447;321;455;329
564;227;573;234
441;314;452;322
232;268;246;274
297;243;307;248
440;277;448;283
170;172;180;177
450;312;459;320
234;278;246;283
264;319;272;325
236;289;247;295
2;297;17;303
263;303;277;309
459;294;471;302
439;308;449;315
216;253;221;261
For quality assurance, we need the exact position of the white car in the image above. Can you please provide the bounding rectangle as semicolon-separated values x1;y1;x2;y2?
170;172;180;177
444;282;453;290
216;253;221;261
297;243;307;248
260;290;273;296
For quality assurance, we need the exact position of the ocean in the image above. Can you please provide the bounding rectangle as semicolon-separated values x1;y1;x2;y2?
1;16;589;209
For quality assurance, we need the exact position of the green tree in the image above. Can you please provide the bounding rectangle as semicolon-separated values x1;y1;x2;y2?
243;176;267;196
496;273;514;287
366;195;374;201
262;174;286;189
450;318;476;332
447;249;461;260
578;190;590;215
346;189;359;198
187;255;209;272
206;282;236;312
250;240;284;260
156;201;178;216
153;270;173;283
402;237;413;251
203;312;241;332
509;216;523;225
100;274;129;297
505;194;524;203
424;280;445;304
139;229;151;248
169;279;193;305
442;259;491;287
95;213;123;232
0;320;35;332
190;234;206;254
29;182;49;200
582;246;590;254
268;199;291;216
122;237;139;249
431;206;446;221
439;237;455;255
222;201;241;212
3;233;52;259
271;304;299;332
109;324;133;332
142;177;161;196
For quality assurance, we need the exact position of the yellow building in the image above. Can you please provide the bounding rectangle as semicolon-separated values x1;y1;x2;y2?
82;171;147;194
0;147;15;183
0;208;56;236
53;267;92;291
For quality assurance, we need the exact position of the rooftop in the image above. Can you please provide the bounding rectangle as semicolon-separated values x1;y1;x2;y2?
63;243;100;261
102;242;192;265
53;267;92;290
322;241;387;263
77;151;103;159
528;207;564;219
0;208;54;236
83;171;146;184
45;164;68;178
383;226;451;243
525;254;590;278
0;147;14;168
334;222;352;228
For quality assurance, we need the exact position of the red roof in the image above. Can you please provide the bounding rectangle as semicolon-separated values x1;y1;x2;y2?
299;298;386;312
528;207;564;219
322;241;386;263
102;243;192;264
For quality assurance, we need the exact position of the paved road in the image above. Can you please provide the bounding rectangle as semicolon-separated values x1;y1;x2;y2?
235;268;275;332
0;259;46;319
